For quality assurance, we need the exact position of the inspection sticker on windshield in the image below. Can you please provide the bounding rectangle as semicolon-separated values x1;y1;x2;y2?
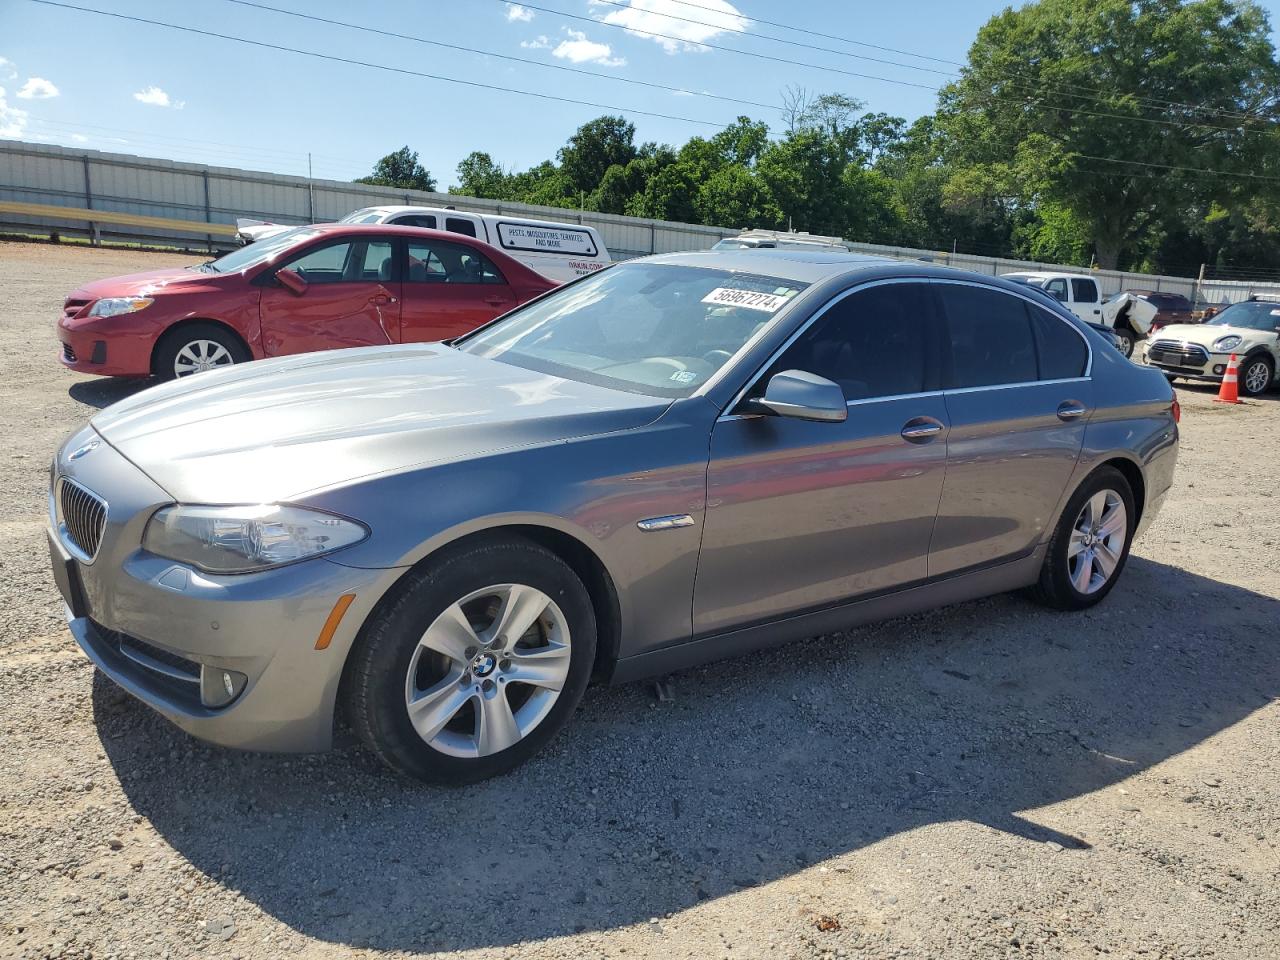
702;287;792;312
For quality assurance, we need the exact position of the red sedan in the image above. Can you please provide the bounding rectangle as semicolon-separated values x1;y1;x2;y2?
57;224;558;380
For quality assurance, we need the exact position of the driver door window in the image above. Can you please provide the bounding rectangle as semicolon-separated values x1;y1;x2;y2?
1044;278;1069;302
758;282;940;400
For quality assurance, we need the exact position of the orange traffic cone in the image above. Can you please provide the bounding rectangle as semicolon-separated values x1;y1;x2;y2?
1215;353;1242;404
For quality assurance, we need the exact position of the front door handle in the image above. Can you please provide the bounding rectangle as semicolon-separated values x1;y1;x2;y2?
484;297;508;307
370;293;398;305
901;417;944;443
1057;400;1088;421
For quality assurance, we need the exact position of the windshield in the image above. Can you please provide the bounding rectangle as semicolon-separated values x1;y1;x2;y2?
1206;300;1280;331
204;227;320;273
339;208;389;224
459;263;809;397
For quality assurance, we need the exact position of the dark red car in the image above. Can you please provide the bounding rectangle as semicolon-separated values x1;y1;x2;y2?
57;224;558;380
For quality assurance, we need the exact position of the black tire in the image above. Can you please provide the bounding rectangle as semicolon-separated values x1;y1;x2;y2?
1027;466;1136;611
1164;374;1178;384
1238;354;1274;397
344;535;596;784
1112;327;1135;358
152;322;250;382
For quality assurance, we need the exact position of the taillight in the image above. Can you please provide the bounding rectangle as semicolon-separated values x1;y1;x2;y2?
1171;398;1181;423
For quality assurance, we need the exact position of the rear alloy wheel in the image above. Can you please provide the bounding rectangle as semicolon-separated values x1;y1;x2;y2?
1239;356;1273;397
153;322;250;382
346;536;596;783
1028;466;1136;611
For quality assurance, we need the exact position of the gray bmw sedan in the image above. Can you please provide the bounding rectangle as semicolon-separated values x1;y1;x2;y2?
49;251;1179;783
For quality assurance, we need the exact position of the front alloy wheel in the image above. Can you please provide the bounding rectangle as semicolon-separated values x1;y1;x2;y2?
345;535;596;783
405;584;572;758
1240;356;1273;396
173;339;234;378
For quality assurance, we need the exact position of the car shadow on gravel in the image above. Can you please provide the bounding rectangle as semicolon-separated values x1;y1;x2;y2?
68;377;152;410
93;556;1279;953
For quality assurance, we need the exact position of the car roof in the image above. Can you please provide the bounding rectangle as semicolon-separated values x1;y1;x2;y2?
640;250;1086;311
350;206;603;233
1002;270;1096;281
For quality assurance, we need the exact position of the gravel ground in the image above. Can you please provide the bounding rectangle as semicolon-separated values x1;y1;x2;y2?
1;239;1278;960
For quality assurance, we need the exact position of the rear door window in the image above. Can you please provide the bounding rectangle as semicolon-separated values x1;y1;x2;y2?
392;214;437;229
1071;278;1099;303
445;217;478;238
939;285;1038;388
1028;307;1089;380
406;239;506;285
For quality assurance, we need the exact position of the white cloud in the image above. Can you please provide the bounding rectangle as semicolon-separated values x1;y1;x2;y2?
71;133;88;142
593;0;748;54
520;35;551;50
505;3;534;22
133;85;184;109
0;86;29;138
0;57;16;81
552;28;626;66
17;77;59;99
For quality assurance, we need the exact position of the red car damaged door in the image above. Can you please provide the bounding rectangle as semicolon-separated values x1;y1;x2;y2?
259;236;401;356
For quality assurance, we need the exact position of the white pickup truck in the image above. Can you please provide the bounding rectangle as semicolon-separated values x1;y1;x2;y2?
1002;271;1154;357
236;206;611;284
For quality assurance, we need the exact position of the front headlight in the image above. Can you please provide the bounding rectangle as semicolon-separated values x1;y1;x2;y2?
142;504;368;574
88;297;154;318
1212;335;1243;351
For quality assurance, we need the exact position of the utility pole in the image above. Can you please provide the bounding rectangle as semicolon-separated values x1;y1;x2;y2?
307;152;315;222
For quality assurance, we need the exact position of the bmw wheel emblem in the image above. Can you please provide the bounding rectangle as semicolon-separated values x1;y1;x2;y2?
68;440;99;461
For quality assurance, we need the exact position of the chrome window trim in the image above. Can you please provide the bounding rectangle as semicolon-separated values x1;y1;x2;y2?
719;276;1094;420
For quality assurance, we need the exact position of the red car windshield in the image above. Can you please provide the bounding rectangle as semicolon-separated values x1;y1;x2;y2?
202;228;321;274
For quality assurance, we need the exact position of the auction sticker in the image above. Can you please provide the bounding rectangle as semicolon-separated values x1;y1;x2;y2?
701;287;793;312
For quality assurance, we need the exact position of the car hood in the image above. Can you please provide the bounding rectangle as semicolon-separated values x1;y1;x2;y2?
69;267;221;301
1154;323;1272;349
91;345;670;503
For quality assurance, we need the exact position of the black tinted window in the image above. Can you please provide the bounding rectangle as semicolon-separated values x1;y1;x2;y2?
1071;278;1098;302
445;217;478;237
1029;307;1088;379
941;286;1037;388
393;214;437;229
769;283;939;401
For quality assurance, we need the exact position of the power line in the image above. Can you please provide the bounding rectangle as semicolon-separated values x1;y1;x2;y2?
220;0;783;115
1074;153;1280;182
26;0;736;130
657;0;962;67
500;0;1278;139
656;0;1277;126
585;0;956;78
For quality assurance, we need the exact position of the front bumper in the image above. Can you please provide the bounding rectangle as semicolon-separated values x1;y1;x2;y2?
1141;348;1232;382
57;316;155;377
50;428;399;751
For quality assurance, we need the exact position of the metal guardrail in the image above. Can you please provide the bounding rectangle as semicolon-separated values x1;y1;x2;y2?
0;200;237;239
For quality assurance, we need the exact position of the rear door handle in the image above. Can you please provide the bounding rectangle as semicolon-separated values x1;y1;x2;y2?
484;297;508;306
1057;400;1088;421
901;417;944;443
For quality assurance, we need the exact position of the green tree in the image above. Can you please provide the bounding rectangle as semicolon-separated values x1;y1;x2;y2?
941;0;1280;268
557;116;639;197
453;151;509;198
355;146;436;192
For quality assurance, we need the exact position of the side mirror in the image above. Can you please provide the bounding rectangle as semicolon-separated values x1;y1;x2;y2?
751;370;847;423
1048;289;1067;303
276;268;308;296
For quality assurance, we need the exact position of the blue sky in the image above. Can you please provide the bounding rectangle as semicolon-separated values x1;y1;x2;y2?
3;0;1280;187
